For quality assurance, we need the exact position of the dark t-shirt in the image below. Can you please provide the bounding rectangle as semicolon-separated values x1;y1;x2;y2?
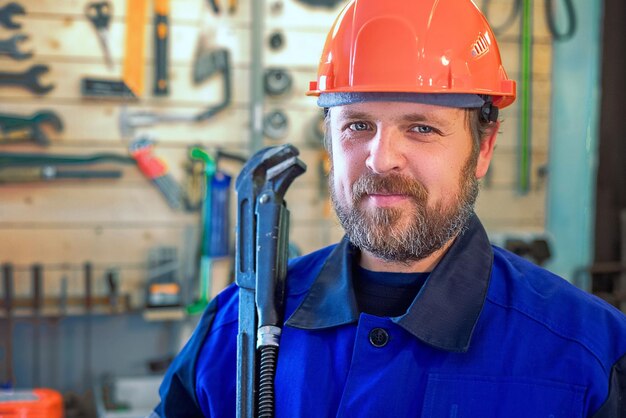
354;266;430;317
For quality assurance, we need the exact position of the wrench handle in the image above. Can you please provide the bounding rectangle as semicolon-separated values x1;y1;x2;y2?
0;67;53;95
0;70;25;86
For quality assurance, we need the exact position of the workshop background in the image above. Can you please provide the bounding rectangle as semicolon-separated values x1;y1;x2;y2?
0;0;623;416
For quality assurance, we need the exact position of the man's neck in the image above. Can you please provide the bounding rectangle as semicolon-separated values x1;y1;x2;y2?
358;236;456;273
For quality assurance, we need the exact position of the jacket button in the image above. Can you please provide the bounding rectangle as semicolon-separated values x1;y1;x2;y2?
369;328;389;348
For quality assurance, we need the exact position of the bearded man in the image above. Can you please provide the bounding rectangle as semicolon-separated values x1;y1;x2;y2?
153;1;626;417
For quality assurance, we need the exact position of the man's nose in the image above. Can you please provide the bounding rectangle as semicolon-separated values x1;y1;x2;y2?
365;128;406;174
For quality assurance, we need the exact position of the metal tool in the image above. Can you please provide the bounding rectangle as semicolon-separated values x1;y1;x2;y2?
85;1;113;69
48;274;65;390
0;150;133;166
236;144;306;418
193;46;228;85
0;64;55;95
194;49;231;120
263;110;289;140
106;269;120;312
2;264;15;388
59;276;68;317
268;31;285;51
121;49;231;135
186;148;216;315
146;247;182;308
182;153;205;211
294;0;344;7
31;264;43;387
81;77;136;98
153;0;169;95
0;34;32;60
264;68;292;96
249;0;264;152
119;107;193;136
0;2;25;29
81;0;147;98
129;137;184;210
83;262;93;390
0;166;123;183
207;0;237;14
0;110;63;146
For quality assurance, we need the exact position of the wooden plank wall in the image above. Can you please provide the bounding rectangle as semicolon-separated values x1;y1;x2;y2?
0;0;553;311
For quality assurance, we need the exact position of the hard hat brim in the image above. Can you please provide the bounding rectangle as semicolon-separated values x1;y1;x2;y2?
317;92;486;109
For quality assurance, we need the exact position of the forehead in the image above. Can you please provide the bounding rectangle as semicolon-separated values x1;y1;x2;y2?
330;101;466;125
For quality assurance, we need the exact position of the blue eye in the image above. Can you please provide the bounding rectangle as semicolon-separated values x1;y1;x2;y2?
349;122;369;131
412;125;433;134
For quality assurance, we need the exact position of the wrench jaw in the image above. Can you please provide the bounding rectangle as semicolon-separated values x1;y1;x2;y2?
11;34;33;60
0;111;63;146
29;65;55;95
0;65;54;95
0;2;25;30
32;111;64;132
235;144;306;291
0;34;33;60
31;111;64;146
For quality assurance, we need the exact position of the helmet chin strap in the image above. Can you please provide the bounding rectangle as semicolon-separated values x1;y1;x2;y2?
480;96;499;123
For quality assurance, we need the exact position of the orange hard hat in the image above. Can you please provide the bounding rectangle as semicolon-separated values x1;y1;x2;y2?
307;0;516;109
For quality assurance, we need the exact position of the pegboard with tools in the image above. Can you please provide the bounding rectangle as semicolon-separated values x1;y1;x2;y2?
0;0;555;395
0;0;356;311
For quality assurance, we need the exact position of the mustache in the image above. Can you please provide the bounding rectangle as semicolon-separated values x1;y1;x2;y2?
352;173;428;202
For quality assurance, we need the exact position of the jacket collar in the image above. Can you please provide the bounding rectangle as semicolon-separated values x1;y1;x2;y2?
285;214;493;353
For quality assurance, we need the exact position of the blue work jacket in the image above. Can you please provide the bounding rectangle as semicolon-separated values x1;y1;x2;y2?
154;215;626;417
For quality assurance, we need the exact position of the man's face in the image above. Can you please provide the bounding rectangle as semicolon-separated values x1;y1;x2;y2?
328;101;489;264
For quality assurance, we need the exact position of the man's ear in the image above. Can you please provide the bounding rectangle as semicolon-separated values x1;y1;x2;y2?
475;121;499;179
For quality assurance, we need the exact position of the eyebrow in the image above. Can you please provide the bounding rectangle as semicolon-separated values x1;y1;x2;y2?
335;110;371;121
395;113;451;125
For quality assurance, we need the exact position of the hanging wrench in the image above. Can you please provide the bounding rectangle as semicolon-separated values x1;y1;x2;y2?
0;64;54;95
0;110;64;146
0;34;32;60
0;2;25;30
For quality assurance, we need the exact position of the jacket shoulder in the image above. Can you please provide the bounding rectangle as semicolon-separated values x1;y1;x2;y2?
489;246;626;369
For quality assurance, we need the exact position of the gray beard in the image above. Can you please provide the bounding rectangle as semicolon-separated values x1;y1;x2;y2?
330;169;479;264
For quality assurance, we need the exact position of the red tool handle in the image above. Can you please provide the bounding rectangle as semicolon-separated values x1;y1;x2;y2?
131;147;168;179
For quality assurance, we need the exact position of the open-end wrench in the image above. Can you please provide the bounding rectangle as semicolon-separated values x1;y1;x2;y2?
0;2;25;29
0;34;32;60
0;110;64;146
0;65;54;95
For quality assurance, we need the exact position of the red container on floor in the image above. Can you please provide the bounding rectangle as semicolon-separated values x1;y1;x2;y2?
0;388;64;418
